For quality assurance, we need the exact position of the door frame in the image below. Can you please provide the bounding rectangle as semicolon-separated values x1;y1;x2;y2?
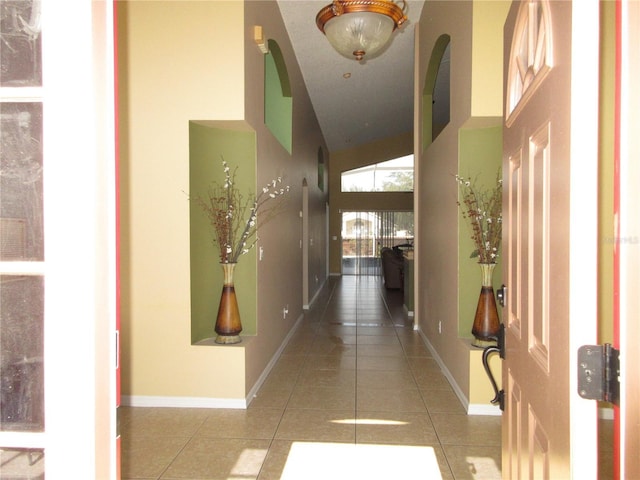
616;1;640;478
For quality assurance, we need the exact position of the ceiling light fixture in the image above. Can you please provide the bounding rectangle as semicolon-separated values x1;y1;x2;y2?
316;0;408;62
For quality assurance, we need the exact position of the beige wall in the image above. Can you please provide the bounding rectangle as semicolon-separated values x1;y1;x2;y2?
471;1;511;116
415;0;507;410
244;0;329;390
118;0;328;403
328;131;414;274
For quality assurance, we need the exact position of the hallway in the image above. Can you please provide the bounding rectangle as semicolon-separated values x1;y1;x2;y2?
121;275;502;479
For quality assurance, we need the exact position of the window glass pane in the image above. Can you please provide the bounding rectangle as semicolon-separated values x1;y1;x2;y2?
0;102;44;261
0;275;44;432
0;448;44;478
0;0;43;87
341;155;413;192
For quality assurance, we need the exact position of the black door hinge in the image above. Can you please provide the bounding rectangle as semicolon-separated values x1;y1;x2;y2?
577;344;620;406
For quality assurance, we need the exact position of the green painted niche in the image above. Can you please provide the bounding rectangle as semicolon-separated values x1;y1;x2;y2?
457;120;503;338
265;39;292;154
189;121;258;343
423;34;451;151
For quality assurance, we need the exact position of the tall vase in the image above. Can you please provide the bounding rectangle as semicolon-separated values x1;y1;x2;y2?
215;262;242;344
471;262;501;347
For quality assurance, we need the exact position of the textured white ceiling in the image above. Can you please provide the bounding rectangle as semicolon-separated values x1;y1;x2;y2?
277;0;425;153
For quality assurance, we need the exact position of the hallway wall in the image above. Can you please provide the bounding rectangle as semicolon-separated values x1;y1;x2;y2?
414;0;509;411
118;0;328;405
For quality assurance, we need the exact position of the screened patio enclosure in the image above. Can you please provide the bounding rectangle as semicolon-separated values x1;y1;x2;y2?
341;211;413;275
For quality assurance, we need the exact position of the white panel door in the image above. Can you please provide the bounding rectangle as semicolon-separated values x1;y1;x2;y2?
502;1;600;478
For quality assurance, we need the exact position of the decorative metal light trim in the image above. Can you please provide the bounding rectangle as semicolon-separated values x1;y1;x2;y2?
316;0;408;61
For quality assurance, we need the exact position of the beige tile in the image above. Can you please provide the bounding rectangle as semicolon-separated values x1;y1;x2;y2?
285;331;316;346
288;385;356;410
297;367;356;388
407;356;442;372
257;439;295;480
356;335;401;346
432;445;456;480
120;408;209;437
355;411;439;446
260;371;298;390
356;355;409;371
317;334;358;345
401;343;433;357
357;387;427;413
274;409;356;442
308;342;357;356
442;444;502;480
356;369;417;390
162;437;270;479
316;325;358;337
414;369;452;390
356;320;394;327
281;341;312;356
249;384;293;409
430;413;502;446
271;354;307;374
303;354;357;371
356;326;397;336
195;408;283;440
422;388;466;414
357;344;405;357
121;434;190;479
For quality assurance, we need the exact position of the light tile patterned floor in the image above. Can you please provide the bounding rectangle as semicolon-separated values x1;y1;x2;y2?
120;275;499;479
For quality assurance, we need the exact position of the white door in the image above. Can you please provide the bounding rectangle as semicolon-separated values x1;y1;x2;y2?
0;1;117;477
502;1;600;478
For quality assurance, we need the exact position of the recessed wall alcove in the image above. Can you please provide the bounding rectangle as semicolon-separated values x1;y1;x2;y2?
457;118;503;338
189;121;258;344
265;39;292;153
423;34;451;151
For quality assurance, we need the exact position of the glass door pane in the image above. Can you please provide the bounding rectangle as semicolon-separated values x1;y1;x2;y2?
341;211;414;276
1;1;45;468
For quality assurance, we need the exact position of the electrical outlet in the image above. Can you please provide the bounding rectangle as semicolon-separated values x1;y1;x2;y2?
438;321;442;334
282;305;289;319
259;246;264;261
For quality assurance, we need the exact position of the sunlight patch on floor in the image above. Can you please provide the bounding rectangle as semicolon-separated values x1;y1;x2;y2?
465;455;501;478
280;442;442;480
331;418;409;426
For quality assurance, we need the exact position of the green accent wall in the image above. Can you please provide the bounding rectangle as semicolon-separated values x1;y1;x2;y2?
422;34;451;151
265;40;292;154
189;121;258;343
457;120;503;337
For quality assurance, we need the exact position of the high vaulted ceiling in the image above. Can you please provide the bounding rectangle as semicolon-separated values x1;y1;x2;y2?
277;1;425;153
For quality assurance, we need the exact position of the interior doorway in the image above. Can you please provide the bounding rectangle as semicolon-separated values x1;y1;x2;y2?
341;211;413;275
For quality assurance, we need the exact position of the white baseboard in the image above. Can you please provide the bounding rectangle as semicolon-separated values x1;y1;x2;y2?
303;277;329;310
417;329;474;414
120;395;247;409
245;312;305;406
122;313;306;411
416;327;617;421
418;327;502;416
468;403;502;416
